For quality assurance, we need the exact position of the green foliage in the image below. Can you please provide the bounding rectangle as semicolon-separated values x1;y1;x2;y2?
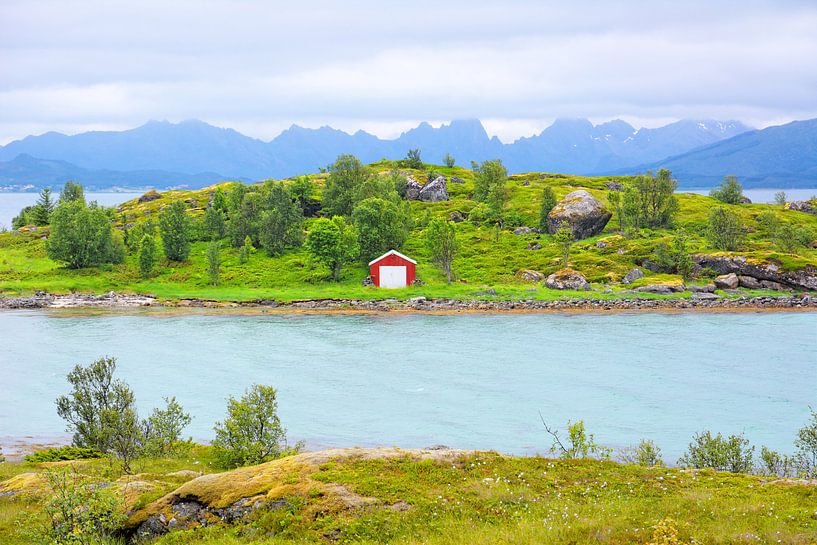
238;235;253;264
608;190;623;231
323;154;373;216
227;191;261;248
774;191;787;206
11;205;35;229
443;152;455;168
202;206;226;241
352;197;409;262
212;384;292;468
59;181;85;204
138;234;157;278
707;206;745;251
553;223;574;267
425;219;459;283
710;175;744;204
24;446;103;463
678;431;755;473
211;187;228;213
142;397;192;457
23;468;125;545
207;240;221;286
30;188;56;226
619;439;664;467
795;407;817;477
289;176;315;212
305;216;359;281
398;148;423;169
620;169;678;230
46;200;119;268
159;200;192;261
652;231;694;279
473;160;508;211
538;186;557;231
258;182;303;256
543;418;612;460
758;446;797;477
774;223;814;253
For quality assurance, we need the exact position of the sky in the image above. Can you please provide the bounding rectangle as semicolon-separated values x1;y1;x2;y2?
1;0;816;145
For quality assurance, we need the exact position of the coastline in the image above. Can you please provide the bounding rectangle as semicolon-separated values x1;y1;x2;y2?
0;291;815;315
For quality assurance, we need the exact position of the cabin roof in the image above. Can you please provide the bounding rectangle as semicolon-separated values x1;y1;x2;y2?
368;249;417;266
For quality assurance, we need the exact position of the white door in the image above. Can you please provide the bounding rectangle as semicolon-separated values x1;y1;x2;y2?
379;266;407;288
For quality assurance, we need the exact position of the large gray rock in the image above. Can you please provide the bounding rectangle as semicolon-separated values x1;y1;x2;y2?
714;273;740;290
405;176;422;200
785;201;816;215
418;176;449;202
547;190;612;239
545;269;591;290
695;255;817;291
622;268;644;285
516;269;545;282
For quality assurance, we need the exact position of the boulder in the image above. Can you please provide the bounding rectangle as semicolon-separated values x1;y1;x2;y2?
738;275;762;289
516;269;545;282
545;268;591;290
634;281;685;294
418;176;449;202
738;196;752;204
785;200;816;215
714;273;740;290
689;283;716;293
694;254;817;291
405;176;422;200
513;226;537;235
138;190;161;203
547;190;612;239
621;268;644;285
449;211;465;222
450;176;464;184
595;240;609;249
527;242;541;251
605;181;624;191
760;280;786;291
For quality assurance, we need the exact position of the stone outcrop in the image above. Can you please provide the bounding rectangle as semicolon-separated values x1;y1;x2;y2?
621;268;644;285
634;282;685;294
545;268;591;290
405;176;422;200
546;190;611;239
785;201;816;215
418;176;449;202
513;226;537;235
714;273;740;290
138;190;161;203
695;255;817;291
516;269;545;282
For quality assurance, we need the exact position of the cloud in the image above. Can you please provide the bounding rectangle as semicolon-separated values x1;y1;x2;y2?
0;0;816;143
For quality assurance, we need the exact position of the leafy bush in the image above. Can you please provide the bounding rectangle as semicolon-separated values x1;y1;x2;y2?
538;186;557;231
425;219;459;283
443;153;455;168
710;175;744;204
542;417;612;460
142;396;193;457
25;446;103;463
159;200;192;261
620;169;678;230
620;439;664;467
678;431;754;473
323;154;374;216
352;197;410;263
46;200;121;268
707;206;745;251
138;234;157;278
305;216;359;281
795;407;817;478
398;148;423;169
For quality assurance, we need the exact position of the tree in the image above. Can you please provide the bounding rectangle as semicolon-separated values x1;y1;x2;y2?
678;431;754;473
620;439;664;467
795;407;817;478
620;170;678;230
11;205;35;229
322;154;373;217
207;240;221;286
710;175;744;204
228;191;261;247
142;397;192;457
30;188;56;225
425;219;459;283
159;200;192;261
290;176;315;212
239;235;253;264
653;231;694;279
305;216;359;281
774;191;787;206
473;159;507;204
59;181;85;204
46;200;119;268
608;190;623;231
211;186;229;213
553;223;574;267
259;182;304;255
203;205;226;241
539;186;557;231
55;356;143;472
443;153;455;168
352;197;410;262
541;416;612;460
707;206;745;251
212;384;291;468
399;148;423;169
138;234;157;278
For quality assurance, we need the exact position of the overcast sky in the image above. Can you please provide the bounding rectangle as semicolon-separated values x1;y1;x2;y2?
1;0;816;144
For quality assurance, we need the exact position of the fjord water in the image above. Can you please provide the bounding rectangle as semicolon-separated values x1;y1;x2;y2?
1;310;814;460
0;193;142;228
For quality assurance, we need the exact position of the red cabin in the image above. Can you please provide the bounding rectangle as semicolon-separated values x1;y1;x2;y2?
368;250;416;288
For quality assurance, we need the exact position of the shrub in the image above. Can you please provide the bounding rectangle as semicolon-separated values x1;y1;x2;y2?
138;234;157;278
239;235;253;264
443;153;455;168
159;200;192;261
398;148;423;169
538;186;557;231
142;397;192;457
774;191;787;206
352;197;409;262
707;206;745;251
542;417;612;460
758;446;796;477
323;154;373;217
212;384;295;468
425;219;459;283
553;223;574;267
203;205;226;241
258;181;304;256
473;160;508;221
25;446;103;463
620;439;664;467
59;181;85;204
620;169;678;230
305;216;359;281
207;240;221;286
46;200;120;268
795;407;817;478
678;431;754;473
289;176;315;211
710;175;744;204
652;231;694;279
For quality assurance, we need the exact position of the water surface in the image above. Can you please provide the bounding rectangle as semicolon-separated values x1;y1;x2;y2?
0;192;142;229
0;310;814;460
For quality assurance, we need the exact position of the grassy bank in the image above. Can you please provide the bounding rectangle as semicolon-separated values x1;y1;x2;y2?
1;163;816;303
2;446;816;544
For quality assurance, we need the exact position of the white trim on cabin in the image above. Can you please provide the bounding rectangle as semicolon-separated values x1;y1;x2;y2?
368;249;417;266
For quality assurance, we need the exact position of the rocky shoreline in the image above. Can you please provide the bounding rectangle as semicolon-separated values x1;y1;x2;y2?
0;290;815;313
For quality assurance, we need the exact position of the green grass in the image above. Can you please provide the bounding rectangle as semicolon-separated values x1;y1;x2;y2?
3;448;815;544
2;164;816;303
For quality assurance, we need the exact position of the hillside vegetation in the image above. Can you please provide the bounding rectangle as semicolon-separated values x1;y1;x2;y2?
1;158;816;303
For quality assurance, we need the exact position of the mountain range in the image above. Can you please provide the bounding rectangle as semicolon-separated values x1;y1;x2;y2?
0;117;815;190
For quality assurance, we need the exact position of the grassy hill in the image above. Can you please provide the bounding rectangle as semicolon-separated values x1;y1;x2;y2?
1;161;816;303
2;446;816;544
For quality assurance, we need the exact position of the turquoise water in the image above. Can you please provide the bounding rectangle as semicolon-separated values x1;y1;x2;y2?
0;310;814;460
